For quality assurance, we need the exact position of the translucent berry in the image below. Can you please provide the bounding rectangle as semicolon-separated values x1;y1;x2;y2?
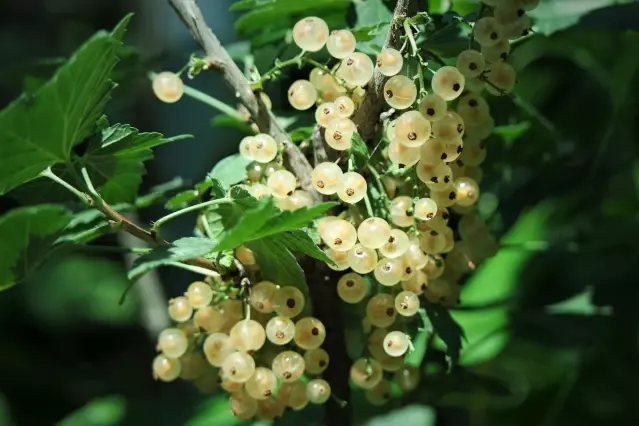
273;286;305;318
326;29;357;59
334;95;356;118
366;379;392;406
312;161;344;195
272;350;305;382
366;293;397;327
304;348;330;374
325;117;357;151
326;248;350;271
373;257;403;287
443;137;464;163
357;217;392;249
315;102;338;127
229;390;258;419
405;239;429;269
454;177;480;207
337;171;367;204
494;2;525;25
441;226;455;253
277;380;309;410
220;369;244;393
152;71;184;103
203;332;234;367
402;270;428;295
414;197;438;221
222;351;256;383
153;354;181;382
389;196;414;227
320;218;357;252
384;75;417;109
424;254;445;279
288;79;318;110
267;169;297;198
248;183;272;199
246;367;278;400
350;358;383;389
394;110;431;147
394;365;421;391
178;352;207;380
336;52;375;87
419;138;447;166
456;93;490;127
194;305;224;333
376;48;404;76
421;228;447;253
418;162;453;191
482;38;511;63
337;272;368;303
250;281;277;313
473;17;504;47
158;328;188;358
294;317;326;350
379;229;410;259
460;138;486;166
456;49;486;78
168;296;193;322
230;319;266;352
307;379;331;404
239;136;255;160
249;133;278;163
257;397;285;422
395;291;420;316
432;66;465;101
503;14;532;39
383;330;410;357
388;140;421;168
293;17;329;52
419;93;447;121
287;190;314;210
432;111;465;142
265;316;296;345
485;62;517;95
347;243;378;274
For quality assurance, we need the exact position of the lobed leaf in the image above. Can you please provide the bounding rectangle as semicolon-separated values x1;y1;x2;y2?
209;154;253;188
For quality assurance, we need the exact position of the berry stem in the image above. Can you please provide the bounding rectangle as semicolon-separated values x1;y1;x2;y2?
38;167;90;204
199;214;216;239
403;20;419;57
165;261;223;280
153;198;232;233
363;192;374;218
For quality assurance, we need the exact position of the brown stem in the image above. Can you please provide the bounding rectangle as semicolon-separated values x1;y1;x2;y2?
168;0;320;202
352;0;422;142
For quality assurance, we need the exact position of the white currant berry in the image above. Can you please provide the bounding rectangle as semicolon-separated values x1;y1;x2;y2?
152;71;184;103
456;93;490;127
158;328;188;358
419;138;447;165
394;365;421;391
230;319;266;352
337;171;367;204
473;17;504;47
337;272;368;303
402;269;429;295
294;317;326;350
292;17;329;52
366;379;392;406
249;133;278;163
376;48;404;76
418;93;447;121
223;351;256;383
168;296;193;322
366;293;397;327
307;379;331;404
460;138;486;166
357;217;392;249
326;29;357;59
406;238;429;269
239;136;255;160
273;286;305;318
389;196;414;227
379;229;410;259
503;14;532;39
350;358;383;389
421;228;447;254
424;254;445;279
272;350;305;382
229;390;259;419
287;190;314;210
485;62;517;95
277;380;309;410
373;257;403;286
456;49;486;78
267;169;297;199
395;291;420;316
383;330;410;357
153;354;181;382
320;218;357;252
441;225;455;253
465;116;494;140
388;140;421;168
312;162;344;195
394;110;431;147
444;137;464;163
482;38;511;63
288;79;318;110
432;66;465;101
336;52;375;87
414;197;438;221
257;397;285;422
384;75;417;109
417;162;453;191
304;348;329;374
334;95;355;118
248;183;272;199
203;332;235;367
432;111;465;142
326;247;350;271
265;316;296;345
245;367;278;400
194;305;224;333
325;117;357;151
454;177;480;207
250;281;277;313
494;1;525;25
315;102;338;127
347;243;378;274
186;281;214;309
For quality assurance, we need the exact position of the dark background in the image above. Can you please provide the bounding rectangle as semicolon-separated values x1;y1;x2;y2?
0;0;638;425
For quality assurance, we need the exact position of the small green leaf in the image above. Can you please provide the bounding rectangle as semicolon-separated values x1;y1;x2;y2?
209;154;253;188
276;230;335;265
529;0;619;35
245;237;307;291
350;23;388;42
493;121;531;145
0;205;73;290
289;126;315;142
165;178;225;210
425;302;464;370
210;115;255;134
213;197;278;251
128;237;217;281
134;177;186;208
350;132;370;169
253;202;337;239
354;0;392;52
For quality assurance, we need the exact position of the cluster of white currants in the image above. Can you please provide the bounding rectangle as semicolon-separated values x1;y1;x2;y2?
152;279;333;421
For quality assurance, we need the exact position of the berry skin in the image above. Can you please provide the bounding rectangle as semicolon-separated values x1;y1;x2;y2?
402;269;429;295
357;217;392;249
336;52;375;87
494;1;525;26
294;317;326;350
394;110;431;147
320;218;357;252
482;38;511;63
334;95;356;118
383;330;410;357
249;133;278;163
337;171;367;204
405;239;429;269
248;183;272;199
347;243;378;274
456;49;486;78
203;332;235;367
273;286;305;318
326;29;357;59
312;162;344;195
229;319;266;352
414;197;438;221
315;102;338;127
288;80;318;110
432;111;465;142
424;254;445;279
287;190;314;210
416;162;453;191
459;137;487;166
350;358;383;389
325;247;350;271
395;291;420;316
473;17;504;47
267;169;297;199
379;229;410;259
366;293;397;327
388;140;421;168
277;381;309;410
168;296;193;322
239;136;255;160
454;177;480;207
152;71;184;103
257;397;285;422
485;62;517;95
250;281;277;314
419;93;448;121
420;228;447;254
432;66;465;101
229;390;259;419
272;350;305;382
337;272;368;303
456;93;490;127
265;316;296;345
384;75;417;109
389;196;414;228
374;257;404;286
307;379;331;404
222;351;256;383
394;365;421;391
158;328;188;358
153;354;181;382
419;138;447;166
186;281;214;308
325;117;357;151
304;348;330;374
245;367;278;400
293;17;329;52
376;48;404;76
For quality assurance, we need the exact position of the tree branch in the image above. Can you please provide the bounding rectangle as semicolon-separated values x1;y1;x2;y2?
352;0;421;142
168;0;320;202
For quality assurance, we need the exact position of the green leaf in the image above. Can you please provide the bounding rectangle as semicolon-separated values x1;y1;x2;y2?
276;230;335;265
546;288;612;316
213;197;278;251
350;23;388;42
0;205;73;290
365;406;436;426
210;115;255;134
128;237;217;281
354;0;392;53
0;16;131;195
289;126;315;142
134;177;186;208
252;202;337;239
209;154;253;188
246;236;307;290
350;132;370;169
425;302;464;370
165;178;225;210
529;0;620;35
493;121;531;146
58;395;126;426
83;123;190;203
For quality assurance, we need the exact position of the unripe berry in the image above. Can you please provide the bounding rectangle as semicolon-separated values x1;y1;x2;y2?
288;79;318;110
376;48;404;76
336;52;375;87
384;75;417;109
337;272;368;303
337;171;367;204
152;71;184;103
265;315;296;345
431;66;465;101
248;183;272;199
326;29;357;59
424;254;445;279
292;17;329;52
